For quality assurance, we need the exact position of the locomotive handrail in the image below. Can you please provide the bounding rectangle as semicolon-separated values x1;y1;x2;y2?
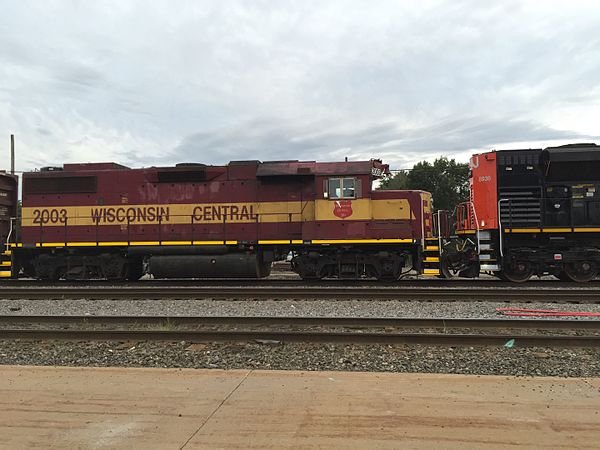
5;217;17;251
27;210;307;245
436;210;443;253
497;198;509;257
420;202;425;249
468;201;481;255
457;201;480;253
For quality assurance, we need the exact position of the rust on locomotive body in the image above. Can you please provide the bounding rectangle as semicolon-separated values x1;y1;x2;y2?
9;157;439;281
20;158;429;241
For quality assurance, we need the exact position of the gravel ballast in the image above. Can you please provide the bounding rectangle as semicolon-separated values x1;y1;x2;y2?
2;281;599;378
2;298;600;319
0;340;598;377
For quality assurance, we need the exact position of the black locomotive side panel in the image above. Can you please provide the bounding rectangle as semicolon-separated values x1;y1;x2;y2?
542;144;600;227
496;143;600;281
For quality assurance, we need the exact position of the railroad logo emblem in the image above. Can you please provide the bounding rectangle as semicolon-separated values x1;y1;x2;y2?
333;200;353;219
469;155;479;169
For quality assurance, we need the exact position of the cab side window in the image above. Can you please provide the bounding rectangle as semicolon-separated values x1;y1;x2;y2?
328;178;356;199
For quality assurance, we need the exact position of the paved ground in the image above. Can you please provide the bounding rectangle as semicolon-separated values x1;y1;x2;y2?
0;366;598;449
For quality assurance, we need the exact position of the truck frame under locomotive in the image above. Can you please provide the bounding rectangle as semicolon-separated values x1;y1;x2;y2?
1;158;440;281
441;143;600;282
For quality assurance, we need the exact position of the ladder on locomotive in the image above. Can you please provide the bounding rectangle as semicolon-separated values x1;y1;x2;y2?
422;210;451;277
0;218;13;278
456;201;499;272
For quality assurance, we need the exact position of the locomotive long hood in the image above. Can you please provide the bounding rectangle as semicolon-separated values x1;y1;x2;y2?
542;143;600;163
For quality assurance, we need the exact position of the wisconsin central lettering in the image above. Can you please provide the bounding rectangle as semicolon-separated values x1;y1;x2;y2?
192;204;257;222
91;206;170;224
88;204;258;224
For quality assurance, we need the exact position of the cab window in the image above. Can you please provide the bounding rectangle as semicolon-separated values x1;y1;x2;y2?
328;178;355;199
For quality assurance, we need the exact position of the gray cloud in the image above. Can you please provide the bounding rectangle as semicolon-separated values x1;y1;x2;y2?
172;115;596;169
1;0;599;172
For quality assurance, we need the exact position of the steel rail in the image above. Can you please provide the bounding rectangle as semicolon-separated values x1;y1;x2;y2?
2;278;600;288
1;286;600;302
0;328;597;347
1;315;599;330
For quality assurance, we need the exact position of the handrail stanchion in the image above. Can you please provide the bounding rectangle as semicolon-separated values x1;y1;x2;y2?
420;202;425;249
6;217;15;252
191;214;194;244
497;199;509;258
469;201;480;254
158;215;162;245
64;217;68;247
256;213;260;242
437;210;443;255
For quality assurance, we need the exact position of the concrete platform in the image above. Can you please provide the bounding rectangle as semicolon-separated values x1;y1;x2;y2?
0;366;598;449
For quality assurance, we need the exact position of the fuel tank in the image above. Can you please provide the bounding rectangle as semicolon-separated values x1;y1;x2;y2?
148;253;271;278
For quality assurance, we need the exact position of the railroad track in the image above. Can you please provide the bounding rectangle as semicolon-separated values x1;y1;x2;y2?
3;278;600;288
1;286;600;302
0;315;598;348
1;315;599;329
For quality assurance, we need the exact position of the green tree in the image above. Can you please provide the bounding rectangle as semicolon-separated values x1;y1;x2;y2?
379;157;469;211
378;170;408;190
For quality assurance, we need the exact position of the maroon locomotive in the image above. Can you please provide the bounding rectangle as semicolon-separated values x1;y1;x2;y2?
3;158;440;280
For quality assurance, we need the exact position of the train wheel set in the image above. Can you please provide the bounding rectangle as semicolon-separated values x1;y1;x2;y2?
1;143;600;282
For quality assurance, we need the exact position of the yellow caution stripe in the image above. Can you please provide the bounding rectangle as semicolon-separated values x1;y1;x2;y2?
0;271;12;277
11;238;416;248
424;257;439;263
257;239;304;245
23;240;240;248
504;227;600;233
311;239;413;244
422;268;440;276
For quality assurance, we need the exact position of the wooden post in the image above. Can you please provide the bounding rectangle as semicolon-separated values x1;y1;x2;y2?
10;134;15;175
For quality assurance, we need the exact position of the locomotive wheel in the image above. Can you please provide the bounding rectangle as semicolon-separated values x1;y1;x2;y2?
440;261;460;278
563;261;597;283
500;262;533;283
440;257;479;278
439;255;463;278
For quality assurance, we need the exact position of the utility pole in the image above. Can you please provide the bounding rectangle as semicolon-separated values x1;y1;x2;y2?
10;134;15;175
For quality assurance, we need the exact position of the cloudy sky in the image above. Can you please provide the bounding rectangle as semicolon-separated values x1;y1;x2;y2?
2;0;599;172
